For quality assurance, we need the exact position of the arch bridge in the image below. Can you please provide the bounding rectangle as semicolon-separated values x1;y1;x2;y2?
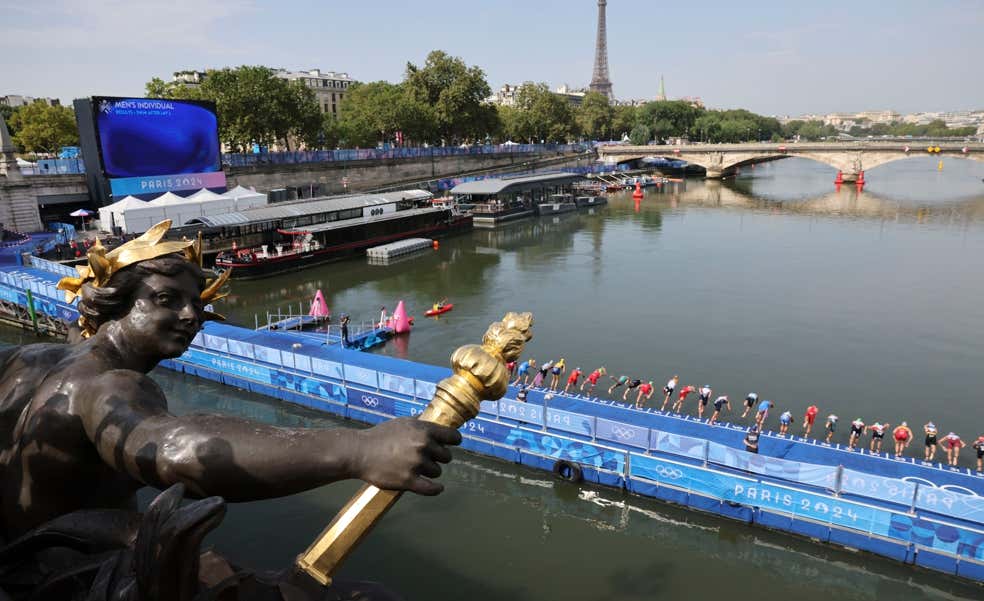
598;142;984;181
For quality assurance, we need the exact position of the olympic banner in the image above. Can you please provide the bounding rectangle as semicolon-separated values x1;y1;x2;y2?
707;442;839;490
652;431;706;460
182;348;272;384
916;486;984;523
841;468;917;507
596;418;649;449
498;399;544;426
546;407;594;437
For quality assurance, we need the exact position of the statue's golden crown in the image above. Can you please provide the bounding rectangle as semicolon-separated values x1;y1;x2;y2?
57;220;230;334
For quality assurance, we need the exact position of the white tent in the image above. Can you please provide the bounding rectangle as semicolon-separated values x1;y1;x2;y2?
98;196;164;234
188;189;226;202
227;185;268;210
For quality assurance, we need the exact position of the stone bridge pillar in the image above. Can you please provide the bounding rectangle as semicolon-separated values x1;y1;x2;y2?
704;152;724;179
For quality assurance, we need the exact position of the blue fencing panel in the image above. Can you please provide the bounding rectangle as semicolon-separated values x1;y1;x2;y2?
393;398;427;419
916;486;984;523
346;388;394;414
293;353;312;373
595;418;649;450
652;431;706;460
415;379;436;400
498;399;543;426
311;357;343;380
508;429;625;472
344;364;378;388
841;468;916;507
479;400;498;416
252;345;282;366
379;372;414;396
181;348;272;384
546;408;594;437
707;442;838;490
226;339;255;360
280;351;296;370
191;332;205;348
202;334;229;353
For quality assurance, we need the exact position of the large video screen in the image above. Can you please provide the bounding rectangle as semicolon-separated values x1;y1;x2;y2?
94;97;220;178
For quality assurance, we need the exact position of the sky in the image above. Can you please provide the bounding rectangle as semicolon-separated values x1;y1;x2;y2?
2;0;983;116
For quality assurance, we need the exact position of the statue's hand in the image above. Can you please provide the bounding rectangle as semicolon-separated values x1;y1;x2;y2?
351;417;462;495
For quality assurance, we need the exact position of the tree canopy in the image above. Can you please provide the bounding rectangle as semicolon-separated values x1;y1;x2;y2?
8;103;78;154
144;66;324;151
403;50;498;143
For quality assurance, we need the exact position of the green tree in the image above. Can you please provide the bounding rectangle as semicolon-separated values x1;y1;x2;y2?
507;82;577;143
404;50;498;143
636;100;705;141
629;124;651;145
575;91;613;140
337;81;436;148
8;102;78;154
611;105;637;141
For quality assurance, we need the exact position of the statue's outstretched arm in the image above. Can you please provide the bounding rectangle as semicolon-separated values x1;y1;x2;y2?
79;370;461;501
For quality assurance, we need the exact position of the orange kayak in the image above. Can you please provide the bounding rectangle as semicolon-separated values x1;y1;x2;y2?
425;303;454;317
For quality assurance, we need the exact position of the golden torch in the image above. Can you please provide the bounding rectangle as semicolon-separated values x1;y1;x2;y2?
296;312;534;585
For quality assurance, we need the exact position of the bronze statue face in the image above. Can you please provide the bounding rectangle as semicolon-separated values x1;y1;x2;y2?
116;269;204;359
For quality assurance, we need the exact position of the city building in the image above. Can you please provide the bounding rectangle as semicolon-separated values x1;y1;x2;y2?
0;95;60;107
274;68;354;116
171;70;206;87
489;84;519;107
554;84;587;107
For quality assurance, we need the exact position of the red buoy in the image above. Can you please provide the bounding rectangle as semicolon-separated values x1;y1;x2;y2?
834;171;843;185
432;239;439;250
856;170;865;185
632;181;644;199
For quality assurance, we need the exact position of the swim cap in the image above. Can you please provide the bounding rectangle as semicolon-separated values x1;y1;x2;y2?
901;421;907;426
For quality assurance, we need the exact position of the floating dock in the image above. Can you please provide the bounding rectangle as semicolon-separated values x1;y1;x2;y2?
6;256;984;584
366;238;433;262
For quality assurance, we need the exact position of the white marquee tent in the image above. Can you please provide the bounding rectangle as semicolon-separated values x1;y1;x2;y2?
98;188;268;235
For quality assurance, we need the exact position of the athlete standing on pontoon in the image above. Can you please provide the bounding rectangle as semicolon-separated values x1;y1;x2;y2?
710;396;730;425
825;414;839;443
513;358;536;386
697;384;713;419
672;384;697;413
564;367;583;394
778;410;793;435
869;422;889;453
848;418;867;450
609;374;630;396
581;367;606;395
893;422;913;457
742;392;759;419
661;375;679;410
635;381;655;409
974;436;984;473
803;404;819;437
924;422;939;462
943;432;966;467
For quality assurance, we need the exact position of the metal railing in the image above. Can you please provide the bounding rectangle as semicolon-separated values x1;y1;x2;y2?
222;143;590;168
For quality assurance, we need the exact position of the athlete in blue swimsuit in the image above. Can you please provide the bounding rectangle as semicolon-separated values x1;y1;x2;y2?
512;358;536;386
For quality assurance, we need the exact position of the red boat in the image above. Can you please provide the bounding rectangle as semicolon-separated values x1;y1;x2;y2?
424;303;454;317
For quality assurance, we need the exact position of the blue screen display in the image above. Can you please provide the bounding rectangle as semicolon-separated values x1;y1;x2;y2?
94;97;220;178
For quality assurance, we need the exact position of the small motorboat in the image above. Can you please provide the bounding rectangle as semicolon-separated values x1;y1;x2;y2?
425;303;454;317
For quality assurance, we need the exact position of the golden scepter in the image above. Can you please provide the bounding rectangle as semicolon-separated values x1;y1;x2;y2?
296;311;534;585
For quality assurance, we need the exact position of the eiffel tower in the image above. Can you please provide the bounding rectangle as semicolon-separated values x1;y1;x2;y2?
589;0;613;99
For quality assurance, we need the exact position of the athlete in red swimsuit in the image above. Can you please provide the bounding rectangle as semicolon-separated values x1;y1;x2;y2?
581;367;606;395
802;405;819;437
635;381;655;409
564;368;583;394
671;385;696;413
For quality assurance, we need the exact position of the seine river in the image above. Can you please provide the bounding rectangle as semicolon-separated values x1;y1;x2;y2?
3;156;984;599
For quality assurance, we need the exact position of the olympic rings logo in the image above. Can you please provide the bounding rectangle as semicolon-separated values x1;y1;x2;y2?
652;465;684;480
611;425;637;440
360;395;380;408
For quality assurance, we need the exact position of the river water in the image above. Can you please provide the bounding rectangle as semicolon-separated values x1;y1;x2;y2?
3;156;984;599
